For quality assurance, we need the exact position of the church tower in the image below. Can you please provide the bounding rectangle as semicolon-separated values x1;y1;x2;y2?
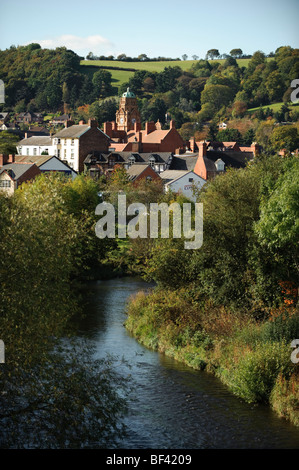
116;88;141;132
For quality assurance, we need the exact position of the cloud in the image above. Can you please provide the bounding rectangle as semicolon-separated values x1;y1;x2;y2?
29;34;114;53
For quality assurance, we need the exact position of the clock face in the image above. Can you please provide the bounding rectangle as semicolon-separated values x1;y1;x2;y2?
120;117;124;124
131;118;136;124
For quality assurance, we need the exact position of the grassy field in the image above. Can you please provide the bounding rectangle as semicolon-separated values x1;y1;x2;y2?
80;58;254;90
248;102;299;113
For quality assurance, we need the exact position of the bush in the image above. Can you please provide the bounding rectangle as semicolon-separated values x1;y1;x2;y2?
228;341;293;403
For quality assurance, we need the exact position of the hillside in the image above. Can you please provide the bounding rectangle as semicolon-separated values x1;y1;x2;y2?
80;58;254;89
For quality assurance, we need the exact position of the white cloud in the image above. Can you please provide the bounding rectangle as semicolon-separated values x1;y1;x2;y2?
29;34;114;53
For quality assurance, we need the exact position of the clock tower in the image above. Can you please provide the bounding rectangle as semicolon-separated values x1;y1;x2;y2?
116;88;141;132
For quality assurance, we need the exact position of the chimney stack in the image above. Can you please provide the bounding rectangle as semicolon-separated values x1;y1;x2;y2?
65;120;74;128
170;120;176;129
88;118;98;128
197;141;207;158
104;121;113;137
145;121;155;135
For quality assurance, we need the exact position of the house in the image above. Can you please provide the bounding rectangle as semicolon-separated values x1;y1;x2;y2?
51;114;72;126
17;119;111;173
52;119;110;172
0;112;10;125
218;122;228;130
16;112;44;124
83;151;173;177
160;170;206;201
0;122;20;131
14;155;77;180
0;163;41;195
126;164;162;183
193;141;254;180
17;136;54;157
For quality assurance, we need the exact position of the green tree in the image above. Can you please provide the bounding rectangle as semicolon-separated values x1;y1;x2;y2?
0;131;19;154
201;84;234;111
92;70;113;98
230;48;243;58
269;125;299;152
205;49;220;60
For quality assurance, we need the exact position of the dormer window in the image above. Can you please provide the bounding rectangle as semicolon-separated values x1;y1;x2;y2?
149;156;156;168
128;156;135;165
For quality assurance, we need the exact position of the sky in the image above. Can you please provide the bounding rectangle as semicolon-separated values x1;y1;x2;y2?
0;0;298;59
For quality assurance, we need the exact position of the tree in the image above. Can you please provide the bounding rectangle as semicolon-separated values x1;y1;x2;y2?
205;49;220;60
201;84;234;111
92;70;113;98
230;48;243;58
0;131;19;154
255;157;299;286
269;125;299;152
182;54;188;61
192;55;199;60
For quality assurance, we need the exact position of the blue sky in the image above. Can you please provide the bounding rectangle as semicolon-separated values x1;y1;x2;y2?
0;0;298;59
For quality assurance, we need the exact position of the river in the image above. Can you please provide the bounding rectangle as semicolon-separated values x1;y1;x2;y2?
77;277;299;449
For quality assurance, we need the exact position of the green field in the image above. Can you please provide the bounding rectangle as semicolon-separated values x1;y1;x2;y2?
80;58;254;90
248;101;299;113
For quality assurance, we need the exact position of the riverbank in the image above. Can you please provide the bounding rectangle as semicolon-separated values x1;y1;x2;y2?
125;288;299;428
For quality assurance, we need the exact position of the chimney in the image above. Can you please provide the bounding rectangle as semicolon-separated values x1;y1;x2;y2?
0;154;4;166
25;132;28;139
145;121;155;135
251;142;259;157
134;121;141;132
88;118;98;128
79;120;85;125
112;121;117;131
65;119;74;128
197;141;207;158
104;121;113;137
8;154;15;163
189;137;195;153
170;120;176;129
155;120;162;130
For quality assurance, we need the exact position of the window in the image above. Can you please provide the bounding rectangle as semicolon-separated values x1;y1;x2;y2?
71;139;75;146
189;178;193;182
57;138;61;144
71;152;74;159
64;149;67;158
128;156;135;165
0;180;11;187
149;157;155;168
26;148;29;156
33;148;37;156
57;149;60;158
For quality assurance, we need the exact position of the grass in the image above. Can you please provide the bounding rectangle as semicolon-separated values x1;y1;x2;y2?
80;58;256;90
248;102;299;113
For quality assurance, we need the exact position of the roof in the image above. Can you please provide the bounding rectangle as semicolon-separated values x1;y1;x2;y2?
170;156;197;171
159;170;190;183
0;163;36;180
84;151;173;165
126;164;152;180
18;136;52;146
122;87;135;98
53;125;90;139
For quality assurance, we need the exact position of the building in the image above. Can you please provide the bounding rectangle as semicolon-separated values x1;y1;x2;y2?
103;89;186;154
160;170;206;201
84;151;173;177
17;119;111;173
0;163;41;195
116;88;141;132
126;164;162;184
14;155;77;180
52;119;110;172
17;136;54;157
193;141;254;180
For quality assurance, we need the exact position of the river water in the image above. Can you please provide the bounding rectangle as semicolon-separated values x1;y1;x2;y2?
77;277;299;449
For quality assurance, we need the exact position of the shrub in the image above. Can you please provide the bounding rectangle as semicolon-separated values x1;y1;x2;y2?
228;341;293;403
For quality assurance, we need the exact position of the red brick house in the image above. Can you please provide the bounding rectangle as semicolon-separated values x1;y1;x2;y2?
0;162;41;195
126;164;162;184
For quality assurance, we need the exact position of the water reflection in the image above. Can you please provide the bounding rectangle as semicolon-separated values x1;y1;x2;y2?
77;278;299;449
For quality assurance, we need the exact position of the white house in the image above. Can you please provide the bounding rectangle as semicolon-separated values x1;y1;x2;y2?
160;170;206;201
17;136;54;157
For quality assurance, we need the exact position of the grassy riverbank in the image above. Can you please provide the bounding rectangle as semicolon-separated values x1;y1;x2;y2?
125;288;299;427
